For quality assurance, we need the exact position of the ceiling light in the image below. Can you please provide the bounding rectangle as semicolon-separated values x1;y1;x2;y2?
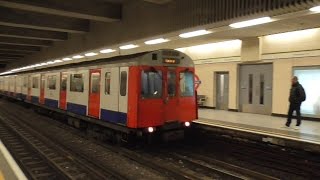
47;61;54;64
53;60;62;63
145;38;169;45
310;6;320;12
34;64;42;67
179;30;211;38
229;17;272;28
119;44;138;50
100;49;116;53
40;63;48;66
73;55;84;59
85;52;98;57
63;58;72;61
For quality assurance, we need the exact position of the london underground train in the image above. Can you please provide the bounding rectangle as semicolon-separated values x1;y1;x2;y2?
0;49;197;142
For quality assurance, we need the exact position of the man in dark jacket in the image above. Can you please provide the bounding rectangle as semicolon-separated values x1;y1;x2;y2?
285;76;306;130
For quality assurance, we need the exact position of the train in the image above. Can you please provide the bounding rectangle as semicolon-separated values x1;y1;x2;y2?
0;49;197;143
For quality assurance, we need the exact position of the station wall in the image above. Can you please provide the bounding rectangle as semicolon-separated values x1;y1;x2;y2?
181;28;320;118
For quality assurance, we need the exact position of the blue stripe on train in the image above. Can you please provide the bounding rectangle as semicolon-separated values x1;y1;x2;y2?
100;109;127;125
31;96;39;104
45;98;59;108
67;103;87;116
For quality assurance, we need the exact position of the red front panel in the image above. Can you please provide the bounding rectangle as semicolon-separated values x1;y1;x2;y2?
40;74;45;104
137;66;196;128
88;69;101;118
59;73;67;110
127;66;139;128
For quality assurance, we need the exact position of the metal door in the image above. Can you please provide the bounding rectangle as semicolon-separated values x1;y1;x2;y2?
164;68;178;122
216;72;229;110
240;64;273;115
40;74;45;104
59;73;68;110
119;67;128;115
88;69;101;118
27;76;31;101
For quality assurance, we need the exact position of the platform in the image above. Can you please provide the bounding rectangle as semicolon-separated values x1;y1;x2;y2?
0;141;27;180
195;109;320;152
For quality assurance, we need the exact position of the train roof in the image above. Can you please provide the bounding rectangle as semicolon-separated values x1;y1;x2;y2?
2;49;194;76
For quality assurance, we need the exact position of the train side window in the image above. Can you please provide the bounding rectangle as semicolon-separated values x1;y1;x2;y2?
120;71;127;96
47;75;57;90
105;72;111;95
70;74;84;92
180;72;194;97
61;75;67;91
23;77;27;88
91;72;100;93
141;70;162;98
32;77;39;89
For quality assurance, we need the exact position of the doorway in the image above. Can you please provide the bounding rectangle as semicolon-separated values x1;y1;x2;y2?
239;64;273;115
216;72;229;110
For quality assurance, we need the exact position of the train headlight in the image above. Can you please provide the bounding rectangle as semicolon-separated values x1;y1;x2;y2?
148;127;154;133
184;122;191;127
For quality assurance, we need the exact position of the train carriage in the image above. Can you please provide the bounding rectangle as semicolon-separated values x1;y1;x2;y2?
0;49;197;142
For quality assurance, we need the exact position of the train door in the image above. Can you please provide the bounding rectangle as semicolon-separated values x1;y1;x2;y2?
164;68;178;122
40;74;45;104
119;67;128;117
59;73;68;110
88;69;101;118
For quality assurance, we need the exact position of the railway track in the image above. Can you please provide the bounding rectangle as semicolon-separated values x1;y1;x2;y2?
1;98;319;179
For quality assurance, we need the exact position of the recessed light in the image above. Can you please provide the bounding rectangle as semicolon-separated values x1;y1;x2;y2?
119;44;138;50
85;52;98;57
179;30;211;38
100;49;116;53
145;38;169;45
229;17;272;28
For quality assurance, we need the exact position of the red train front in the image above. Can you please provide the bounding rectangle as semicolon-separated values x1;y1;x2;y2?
127;50;197;140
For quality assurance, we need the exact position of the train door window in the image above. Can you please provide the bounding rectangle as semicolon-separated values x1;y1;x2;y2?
141;70;162;98
168;71;176;97
249;74;253;104
23;77;27;88
32;77;39;88
47;75;57;90
61;75;67;91
105;72;111;95
179;72;194;97
70;74;84;92
91;72;100;93
120;71;127;96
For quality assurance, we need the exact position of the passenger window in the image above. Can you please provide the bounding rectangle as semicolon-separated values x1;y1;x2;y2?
168;71;176;97
61;75;67;91
32;77;39;89
120;71;127;96
141;70;163;98
90;72;100;93
70;74;84;92
105;72;111;95
47;75;57;90
180;72;194;97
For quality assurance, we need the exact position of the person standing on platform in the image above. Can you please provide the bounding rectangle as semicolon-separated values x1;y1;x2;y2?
285;76;306;130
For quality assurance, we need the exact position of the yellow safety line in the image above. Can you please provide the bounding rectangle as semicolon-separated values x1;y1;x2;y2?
0;170;5;180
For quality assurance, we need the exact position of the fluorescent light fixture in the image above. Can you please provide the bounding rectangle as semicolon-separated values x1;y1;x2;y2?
47;61;54;64
265;28;318;41
145;38;169;45
119;44;138;50
53;60;62;63
179;30;211;38
85;52;98;57
63;57;72;61
310;6;320;12
73;55;84;59
229;17;272;28
100;49;116;53
34;64;42;67
40;63;48;66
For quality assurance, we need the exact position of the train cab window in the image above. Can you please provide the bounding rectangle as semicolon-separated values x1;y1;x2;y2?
141;70;162;98
120;71;127;96
70;74;84;92
105;72;111;95
91;72;100;93
61;75;67;91
168;71;176;97
32;77;39;89
180;72;194;97
47;75;57;90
